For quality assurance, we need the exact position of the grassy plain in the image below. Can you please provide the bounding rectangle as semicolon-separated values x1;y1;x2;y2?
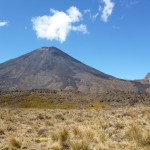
0;105;150;150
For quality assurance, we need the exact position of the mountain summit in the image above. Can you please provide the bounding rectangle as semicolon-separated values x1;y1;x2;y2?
0;47;149;93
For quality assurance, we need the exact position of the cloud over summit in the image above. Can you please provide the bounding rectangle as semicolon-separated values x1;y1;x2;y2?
0;21;8;27
32;6;87;43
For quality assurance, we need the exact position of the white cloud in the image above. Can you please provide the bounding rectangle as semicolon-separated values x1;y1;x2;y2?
84;9;92;20
92;6;102;21
120;0;140;8
101;0;115;22
0;21;8;27
84;9;91;14
98;5;102;12
92;13;99;20
32;6;87;43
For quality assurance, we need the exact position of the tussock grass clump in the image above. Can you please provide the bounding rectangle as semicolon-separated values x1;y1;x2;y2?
45;120;54;127
51;142;61;150
140;134;150;147
59;128;69;142
55;114;65;120
70;140;89;150
51;128;70;149
72;126;82;137
87;103;106;109
50;127;95;150
125;124;150;148
125;124;142;141
0;129;5;135
51;131;60;142
37;128;49;137
115;122;124;130
10;138;21;148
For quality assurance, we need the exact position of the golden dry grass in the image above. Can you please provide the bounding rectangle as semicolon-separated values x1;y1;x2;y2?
0;105;150;150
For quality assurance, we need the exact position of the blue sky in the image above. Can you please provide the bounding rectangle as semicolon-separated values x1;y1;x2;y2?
0;0;150;80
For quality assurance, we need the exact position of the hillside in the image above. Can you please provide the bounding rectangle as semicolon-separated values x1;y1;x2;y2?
0;90;150;108
0;46;149;93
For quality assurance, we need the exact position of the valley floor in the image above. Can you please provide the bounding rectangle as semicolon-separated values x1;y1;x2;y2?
0;105;150;150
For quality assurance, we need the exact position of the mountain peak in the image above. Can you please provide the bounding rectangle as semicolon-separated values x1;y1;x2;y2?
37;46;65;56
38;46;58;51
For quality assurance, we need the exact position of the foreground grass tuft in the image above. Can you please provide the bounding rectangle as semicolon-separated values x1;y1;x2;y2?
10;138;21;148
